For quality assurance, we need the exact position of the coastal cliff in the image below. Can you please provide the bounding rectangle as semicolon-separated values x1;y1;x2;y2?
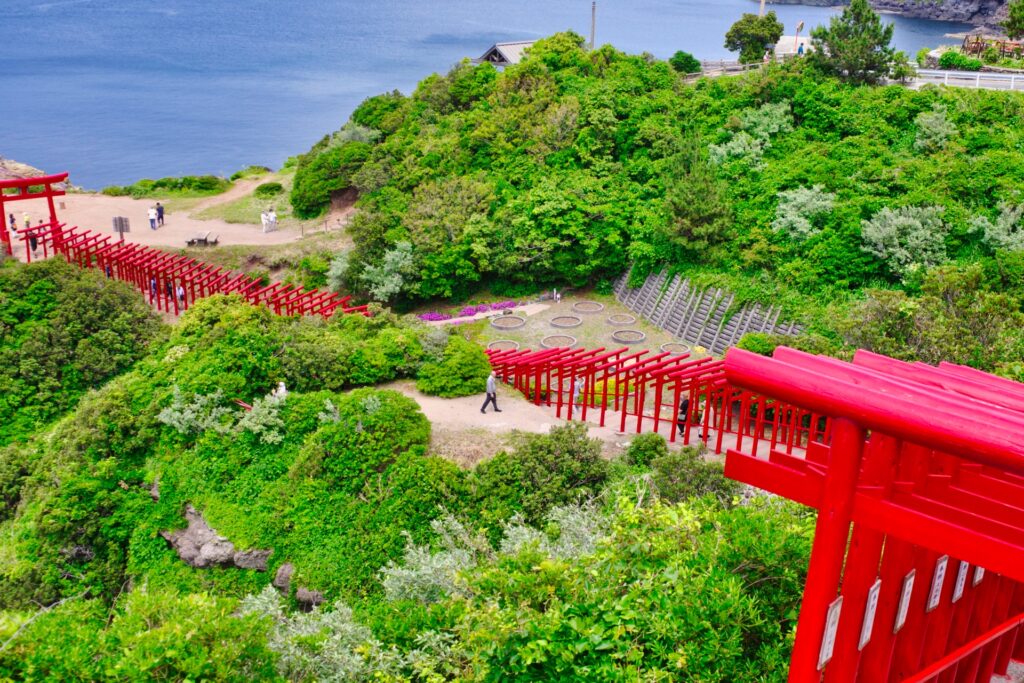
768;0;1009;25
0;157;45;181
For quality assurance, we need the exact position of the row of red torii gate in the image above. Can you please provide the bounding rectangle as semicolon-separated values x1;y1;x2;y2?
0;173;368;317
4;172;1024;681
488;333;1024;681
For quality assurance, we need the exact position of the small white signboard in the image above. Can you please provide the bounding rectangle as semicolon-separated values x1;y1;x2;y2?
818;596;844;671
953;561;969;603
926;555;949;613
894;570;916;633
973;566;985;587
859;579;882;651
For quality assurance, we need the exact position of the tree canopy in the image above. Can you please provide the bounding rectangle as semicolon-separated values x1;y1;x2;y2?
724;12;785;64
809;0;896;84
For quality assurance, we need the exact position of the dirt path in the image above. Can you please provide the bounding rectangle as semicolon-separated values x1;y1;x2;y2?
384;380;632;467
8;192;301;262
190;177;264;212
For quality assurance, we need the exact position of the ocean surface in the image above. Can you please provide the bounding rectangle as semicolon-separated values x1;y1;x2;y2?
2;0;972;188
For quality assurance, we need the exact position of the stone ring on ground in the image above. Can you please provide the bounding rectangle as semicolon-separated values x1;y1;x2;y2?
550;315;583;328
572;300;605;314
490;315;526;330
487;339;520;351
612;329;646;344
660;342;691;355
541;334;577;349
607;313;636;326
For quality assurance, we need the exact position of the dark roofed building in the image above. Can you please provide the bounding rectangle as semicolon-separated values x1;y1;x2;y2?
476;40;536;67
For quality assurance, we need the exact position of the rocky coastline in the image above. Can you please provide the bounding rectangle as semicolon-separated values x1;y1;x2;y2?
768;0;1009;27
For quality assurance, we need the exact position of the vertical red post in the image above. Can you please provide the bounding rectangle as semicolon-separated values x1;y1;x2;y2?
788;417;866;683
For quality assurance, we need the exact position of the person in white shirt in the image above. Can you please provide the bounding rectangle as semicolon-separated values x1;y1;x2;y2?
267;209;277;232
148;207;158;230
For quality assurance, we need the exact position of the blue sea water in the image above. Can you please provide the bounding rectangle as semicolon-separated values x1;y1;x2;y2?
2;0;972;188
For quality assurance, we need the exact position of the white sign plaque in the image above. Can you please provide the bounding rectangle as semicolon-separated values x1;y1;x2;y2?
953;561;969;603
973;566;985;586
859;579;882;651
818;596;844;671
894;570;916;633
927;555;949;613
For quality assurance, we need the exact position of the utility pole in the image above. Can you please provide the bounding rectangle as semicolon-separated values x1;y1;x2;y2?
759;0;766;16
590;1;596;50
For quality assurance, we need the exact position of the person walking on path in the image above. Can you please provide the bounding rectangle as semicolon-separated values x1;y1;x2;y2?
481;371;501;413
7;214;14;233
260;211;269;234
176;284;185;306
23;212;30;231
571;376;585;415
156;202;165;226
148;207;158;230
267;209;277;232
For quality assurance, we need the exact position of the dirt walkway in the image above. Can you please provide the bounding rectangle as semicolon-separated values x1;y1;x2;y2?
8;192;301;262
190;177;263;212
385;380;633;467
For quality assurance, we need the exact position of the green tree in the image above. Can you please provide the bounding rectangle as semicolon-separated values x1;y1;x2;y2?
1005;0;1024;40
725;12;784;64
809;0;895;84
663;141;733;258
668;50;701;74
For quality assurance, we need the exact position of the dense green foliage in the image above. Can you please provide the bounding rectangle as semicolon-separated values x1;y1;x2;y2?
290;136;373;218
254;181;285;198
303;32;1024;332
1006;0;1024;40
101;174;230;198
938;50;983;71
415;334;491;398
0;260;162;445
725;12;784;64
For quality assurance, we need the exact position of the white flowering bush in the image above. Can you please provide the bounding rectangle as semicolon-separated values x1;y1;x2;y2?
157;386;234;435
971;203;1024;251
914;103;958;153
710;101;793;168
771;185;835;241
861;205;949;278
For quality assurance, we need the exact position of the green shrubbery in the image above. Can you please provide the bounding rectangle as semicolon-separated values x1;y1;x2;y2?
254;181;284;198
101;174;230;198
290;140;372;218
0;260;163;445
415;335;491;398
938;50;983;71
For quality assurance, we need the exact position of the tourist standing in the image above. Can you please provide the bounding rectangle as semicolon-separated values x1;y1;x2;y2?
481;371;501;413
148;207;158;230
267;209;277;232
572;376;585;415
23;212;30;231
156;202;165;226
176;284;185;305
260;211;269;234
7;213;14;233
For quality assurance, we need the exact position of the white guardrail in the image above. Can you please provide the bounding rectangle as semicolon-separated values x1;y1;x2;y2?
914;69;1024;92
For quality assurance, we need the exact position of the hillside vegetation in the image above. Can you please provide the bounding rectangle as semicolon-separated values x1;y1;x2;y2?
293;32;1024;374
0;272;813;681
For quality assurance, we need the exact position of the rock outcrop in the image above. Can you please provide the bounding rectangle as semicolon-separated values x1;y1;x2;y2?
768;0;1009;25
0;157;46;182
161;504;272;570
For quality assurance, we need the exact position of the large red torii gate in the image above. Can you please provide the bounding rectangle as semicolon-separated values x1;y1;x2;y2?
0;173;369;318
489;344;1024;681
724;346;1024;682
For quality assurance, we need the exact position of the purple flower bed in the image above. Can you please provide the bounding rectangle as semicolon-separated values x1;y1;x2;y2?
418;300;519;322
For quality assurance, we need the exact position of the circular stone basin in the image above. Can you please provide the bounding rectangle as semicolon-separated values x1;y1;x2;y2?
660;342;691;356
541;334;577;349
487;339;520;352
550;315;583;328
572;300;605;314
612;329;647;344
490;315;526;330
607;313;637;326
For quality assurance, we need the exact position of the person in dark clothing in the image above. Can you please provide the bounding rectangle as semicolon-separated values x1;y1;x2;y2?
165;280;173;300
150;277;157;298
481;371;501;413
105;264;113;279
156;202;165;226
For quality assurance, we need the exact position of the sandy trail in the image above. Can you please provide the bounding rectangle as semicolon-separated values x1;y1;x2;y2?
190;177;263;212
385;380;633;467
7;192;300;261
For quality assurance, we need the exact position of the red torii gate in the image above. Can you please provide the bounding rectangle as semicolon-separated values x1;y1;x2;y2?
0;173;370;319
723;346;1024;682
